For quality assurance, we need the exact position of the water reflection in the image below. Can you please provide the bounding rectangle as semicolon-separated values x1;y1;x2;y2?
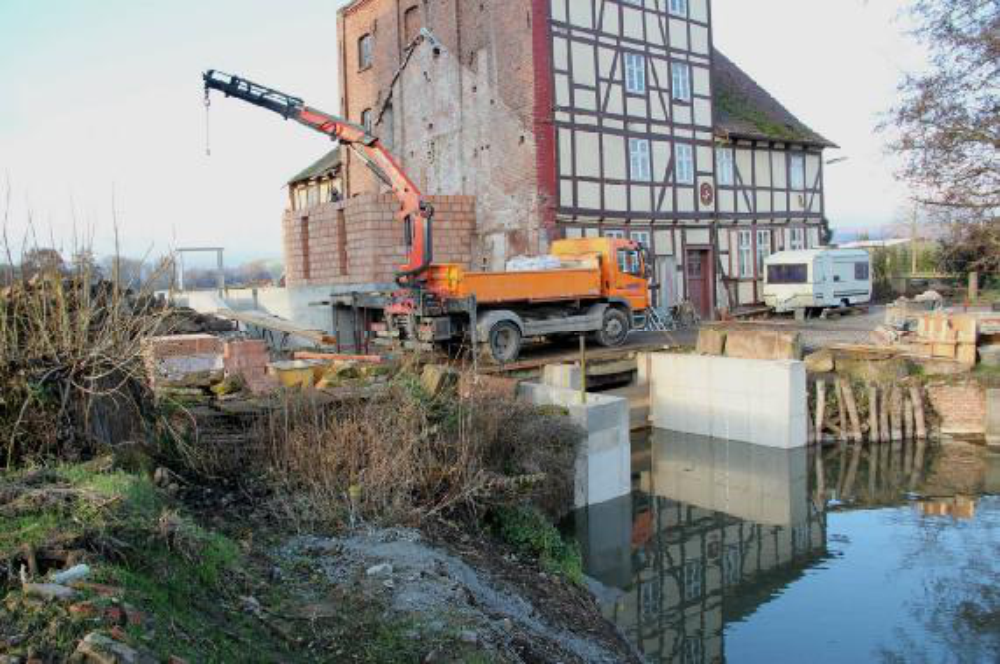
573;430;1000;663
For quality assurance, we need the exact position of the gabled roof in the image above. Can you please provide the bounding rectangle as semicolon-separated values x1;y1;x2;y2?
288;147;342;185
713;51;837;149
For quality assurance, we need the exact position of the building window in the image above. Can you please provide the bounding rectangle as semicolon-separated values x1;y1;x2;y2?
630;138;652;182
624;53;646;94
403;6;421;43
790;227;806;250
675;143;694;184
630;230;651;249
358;34;373;70
671;62;692;102
738;230;753;278
790;154;806;190
716;147;734;186
681;635;704;664
855;262;870;281
604;229;626;239
669;0;688;17
756;229;772;275
682;560;703;601
361;108;373;133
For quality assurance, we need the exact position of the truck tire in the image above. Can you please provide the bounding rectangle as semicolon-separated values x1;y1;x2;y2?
488;320;522;363
594;308;630;348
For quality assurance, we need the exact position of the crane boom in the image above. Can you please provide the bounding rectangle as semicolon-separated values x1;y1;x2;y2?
202;70;433;283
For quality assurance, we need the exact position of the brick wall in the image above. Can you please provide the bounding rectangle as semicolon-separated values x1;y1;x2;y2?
926;382;987;435
282;193;474;287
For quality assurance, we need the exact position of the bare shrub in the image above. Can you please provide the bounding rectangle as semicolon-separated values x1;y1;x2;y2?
259;372;582;529
0;223;171;467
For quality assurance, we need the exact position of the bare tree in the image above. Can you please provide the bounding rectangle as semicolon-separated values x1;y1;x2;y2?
885;0;1000;217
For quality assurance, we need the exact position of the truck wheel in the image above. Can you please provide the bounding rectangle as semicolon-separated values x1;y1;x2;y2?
488;321;522;363
595;308;630;348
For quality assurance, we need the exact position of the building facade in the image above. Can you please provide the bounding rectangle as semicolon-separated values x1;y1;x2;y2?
285;0;835;317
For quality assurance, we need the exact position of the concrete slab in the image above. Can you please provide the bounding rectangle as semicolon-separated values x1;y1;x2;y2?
518;383;631;508
649;353;808;449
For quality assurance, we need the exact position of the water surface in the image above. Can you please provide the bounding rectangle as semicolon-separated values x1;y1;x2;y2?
572;431;1000;663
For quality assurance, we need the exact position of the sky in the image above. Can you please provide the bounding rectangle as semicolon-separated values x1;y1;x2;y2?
0;0;927;263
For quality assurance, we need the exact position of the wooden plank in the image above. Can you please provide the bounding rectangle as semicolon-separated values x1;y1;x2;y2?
217;309;337;346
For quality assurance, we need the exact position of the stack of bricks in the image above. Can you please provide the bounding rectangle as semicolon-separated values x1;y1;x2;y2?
223;340;277;394
282;193;475;287
142;334;223;389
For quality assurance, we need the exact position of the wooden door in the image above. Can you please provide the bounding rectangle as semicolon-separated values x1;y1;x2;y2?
686;249;712;319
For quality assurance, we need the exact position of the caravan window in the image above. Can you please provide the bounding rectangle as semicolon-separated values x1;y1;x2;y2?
768;264;808;284
855;262;870;281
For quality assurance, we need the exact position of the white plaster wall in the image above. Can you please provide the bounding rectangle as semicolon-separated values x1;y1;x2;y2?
649;353;808;448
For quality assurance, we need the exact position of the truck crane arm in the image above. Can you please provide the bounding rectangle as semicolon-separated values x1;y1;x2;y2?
203;70;433;283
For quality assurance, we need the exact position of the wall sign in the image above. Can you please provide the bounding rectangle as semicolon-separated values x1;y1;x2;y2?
700;182;715;206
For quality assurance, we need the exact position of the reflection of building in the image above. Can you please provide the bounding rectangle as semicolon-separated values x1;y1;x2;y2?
577;432;827;663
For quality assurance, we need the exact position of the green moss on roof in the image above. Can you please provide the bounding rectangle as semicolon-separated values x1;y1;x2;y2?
715;88;813;143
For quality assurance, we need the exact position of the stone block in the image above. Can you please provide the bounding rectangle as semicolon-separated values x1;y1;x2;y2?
421;364;459;396
724;330;802;361
542;363;583;390
804;349;835;374
695;328;726;356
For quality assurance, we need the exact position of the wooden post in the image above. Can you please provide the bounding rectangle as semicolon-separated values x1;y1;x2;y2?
840;378;863;444
904;396;915;442
868;385;880;443
836;379;849;444
910;385;928;441
815;380;827;444
969;271;979;302
888;387;901;442
880;384;891;444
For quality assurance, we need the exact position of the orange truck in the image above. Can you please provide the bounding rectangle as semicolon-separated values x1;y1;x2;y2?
414;238;651;362
204;71;651;362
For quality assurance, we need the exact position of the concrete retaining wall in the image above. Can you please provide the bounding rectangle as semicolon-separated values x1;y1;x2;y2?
649;353;808;449
518;383;631;508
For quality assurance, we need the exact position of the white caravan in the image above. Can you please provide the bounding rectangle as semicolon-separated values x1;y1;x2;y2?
763;248;872;313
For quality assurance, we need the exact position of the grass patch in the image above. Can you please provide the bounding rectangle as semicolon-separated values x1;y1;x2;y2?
491;503;584;585
0;462;291;662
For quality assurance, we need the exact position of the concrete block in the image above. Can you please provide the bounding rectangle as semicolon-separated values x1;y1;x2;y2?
696;328;726;356
518;382;631;507
988;389;1000;448
649;353;808;449
542;363;583;391
724;330;802;361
